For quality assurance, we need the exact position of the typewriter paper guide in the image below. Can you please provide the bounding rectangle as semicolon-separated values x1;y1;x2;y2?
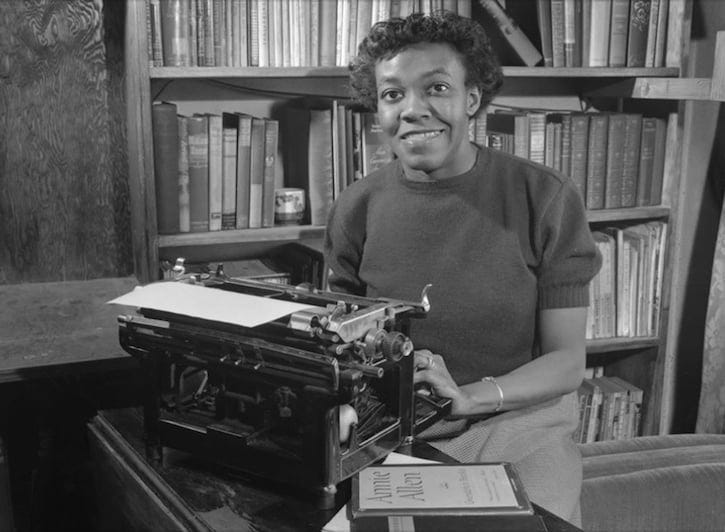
107;282;322;328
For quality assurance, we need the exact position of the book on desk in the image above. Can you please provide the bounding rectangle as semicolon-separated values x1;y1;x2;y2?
348;462;546;532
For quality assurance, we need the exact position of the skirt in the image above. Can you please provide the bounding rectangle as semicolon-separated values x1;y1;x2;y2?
419;391;583;526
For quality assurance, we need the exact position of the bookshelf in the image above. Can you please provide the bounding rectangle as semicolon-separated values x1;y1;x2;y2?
123;0;722;438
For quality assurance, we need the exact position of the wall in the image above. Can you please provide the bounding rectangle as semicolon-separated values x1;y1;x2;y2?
0;0;132;283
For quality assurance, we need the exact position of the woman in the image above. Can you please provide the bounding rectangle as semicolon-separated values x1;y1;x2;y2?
324;11;601;524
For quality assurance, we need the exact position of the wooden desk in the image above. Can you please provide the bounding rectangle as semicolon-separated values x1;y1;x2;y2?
88;409;583;532
0;277;142;531
0;276;140;382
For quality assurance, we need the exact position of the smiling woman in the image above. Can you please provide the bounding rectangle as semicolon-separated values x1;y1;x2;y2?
325;11;602;526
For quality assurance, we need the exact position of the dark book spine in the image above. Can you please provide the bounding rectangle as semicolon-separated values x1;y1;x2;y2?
603;113;627;209
187;115;210;232
636;117;657;206
620;114;643;208
151;102;180;234
586;114;609;210
569;113;590;202
649;117;667;205
261;119;279;228
608;0;630;67
535;0;553;66
627;0;651;67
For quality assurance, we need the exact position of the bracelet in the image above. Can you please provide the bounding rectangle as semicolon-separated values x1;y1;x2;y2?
482;376;504;413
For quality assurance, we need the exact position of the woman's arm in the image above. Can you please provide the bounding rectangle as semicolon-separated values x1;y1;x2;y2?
413;306;587;417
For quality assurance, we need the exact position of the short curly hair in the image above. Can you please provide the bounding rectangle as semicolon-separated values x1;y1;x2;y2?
349;11;503;115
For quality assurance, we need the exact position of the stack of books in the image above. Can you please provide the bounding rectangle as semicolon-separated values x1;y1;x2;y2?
576;372;644;443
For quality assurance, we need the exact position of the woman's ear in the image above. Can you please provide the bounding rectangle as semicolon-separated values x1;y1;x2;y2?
466;86;483;117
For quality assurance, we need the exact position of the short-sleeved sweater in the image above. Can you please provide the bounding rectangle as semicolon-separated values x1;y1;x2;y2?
324;147;602;384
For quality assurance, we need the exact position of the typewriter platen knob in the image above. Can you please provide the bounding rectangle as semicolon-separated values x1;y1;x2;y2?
381;331;413;361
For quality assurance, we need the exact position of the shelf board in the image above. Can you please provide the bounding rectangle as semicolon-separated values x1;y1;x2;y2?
150;66;680;80
158;225;326;249
586;206;670;223
586;336;660;354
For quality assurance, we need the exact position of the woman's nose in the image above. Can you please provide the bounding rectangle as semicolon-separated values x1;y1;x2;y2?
400;92;430;121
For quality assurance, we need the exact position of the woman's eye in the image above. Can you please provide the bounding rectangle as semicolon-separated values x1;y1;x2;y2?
430;83;449;94
380;89;402;102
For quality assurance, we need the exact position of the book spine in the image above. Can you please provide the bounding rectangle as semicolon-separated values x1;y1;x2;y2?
560;114;572;178
258;0;269;67
528;113;546;165
319;0;337;66
585;114;609;210
361;112;394;175
588;0;612;67
626;0;651;67
550;0;566;68
177;115;191;232
476;0;544;66
152;102;180;234
248;0;259;66
308;109;335;225
563;0;580;67
620;114;643;208
608;0;630;67
207;114;223;231
649;117;667;206
261;119;279;227
569;114;589;201
535;0;553;67
212;0;225;65
225;0;233;67
147;0;164;67
309;0;320;66
235;115;252;229
188;0;198;66
201;0;215;66
187;115;210;232
644;0;660;67
636;117;657;206
222;115;238;229
654;0;669;67
603;113;626;209
159;0;191;66
248;117;266;228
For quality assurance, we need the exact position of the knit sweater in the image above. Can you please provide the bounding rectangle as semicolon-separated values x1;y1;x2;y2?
324;147;602;384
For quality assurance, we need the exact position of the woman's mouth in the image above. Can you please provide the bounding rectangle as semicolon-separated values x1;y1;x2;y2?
400;130;444;143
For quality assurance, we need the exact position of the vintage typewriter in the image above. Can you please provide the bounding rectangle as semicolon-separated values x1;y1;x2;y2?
112;261;451;506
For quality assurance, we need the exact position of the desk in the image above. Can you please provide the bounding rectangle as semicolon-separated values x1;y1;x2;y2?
88;409;583;532
0;277;142;531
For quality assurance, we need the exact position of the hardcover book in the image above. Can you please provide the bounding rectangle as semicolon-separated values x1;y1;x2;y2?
152;101;180;234
351;462;533;517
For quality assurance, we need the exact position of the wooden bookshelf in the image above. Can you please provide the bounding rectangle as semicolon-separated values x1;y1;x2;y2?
123;0;716;438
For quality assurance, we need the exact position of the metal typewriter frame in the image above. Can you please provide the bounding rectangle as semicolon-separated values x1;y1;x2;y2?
117;272;450;507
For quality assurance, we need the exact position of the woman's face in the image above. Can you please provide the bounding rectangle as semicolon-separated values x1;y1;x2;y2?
374;42;482;180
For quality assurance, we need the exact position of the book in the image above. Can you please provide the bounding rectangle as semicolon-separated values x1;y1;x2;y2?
221;113;238;230
186;114;210;232
188;0;198;66
475;0;543;66
206;113;223;231
654;0;669;67
649;116;667;206
319;0;338;66
308;108;335;225
603;113;626;209
587;0;611;66
177;115;191;232
159;0;190;66
569;113;589;201
620;114;643;208
627;0;651;67
148;0;164;66
550;0;565;67
535;0;553;67
636;117;658;206
199;0;215;66
261;119;279;227
151;102;180;234
212;0;225;65
360;112;394;176
608;376;644;438
563;0;582;67
350;463;535;520
608;0;630;67
235;113;253;229
248;116;266;228
585;114;609;210
527;112;546;165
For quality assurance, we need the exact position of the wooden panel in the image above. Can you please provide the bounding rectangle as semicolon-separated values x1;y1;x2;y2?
0;0;133;282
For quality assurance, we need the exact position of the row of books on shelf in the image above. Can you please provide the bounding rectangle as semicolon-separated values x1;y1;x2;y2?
147;0;474;69
585;221;667;340
535;0;674;68
576;370;644;443
151;99;394;234
478;109;669;209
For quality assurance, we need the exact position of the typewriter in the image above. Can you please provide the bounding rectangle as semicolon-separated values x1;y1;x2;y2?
112;262;451;507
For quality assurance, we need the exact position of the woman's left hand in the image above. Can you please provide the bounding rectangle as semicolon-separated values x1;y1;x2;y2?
413;349;472;416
